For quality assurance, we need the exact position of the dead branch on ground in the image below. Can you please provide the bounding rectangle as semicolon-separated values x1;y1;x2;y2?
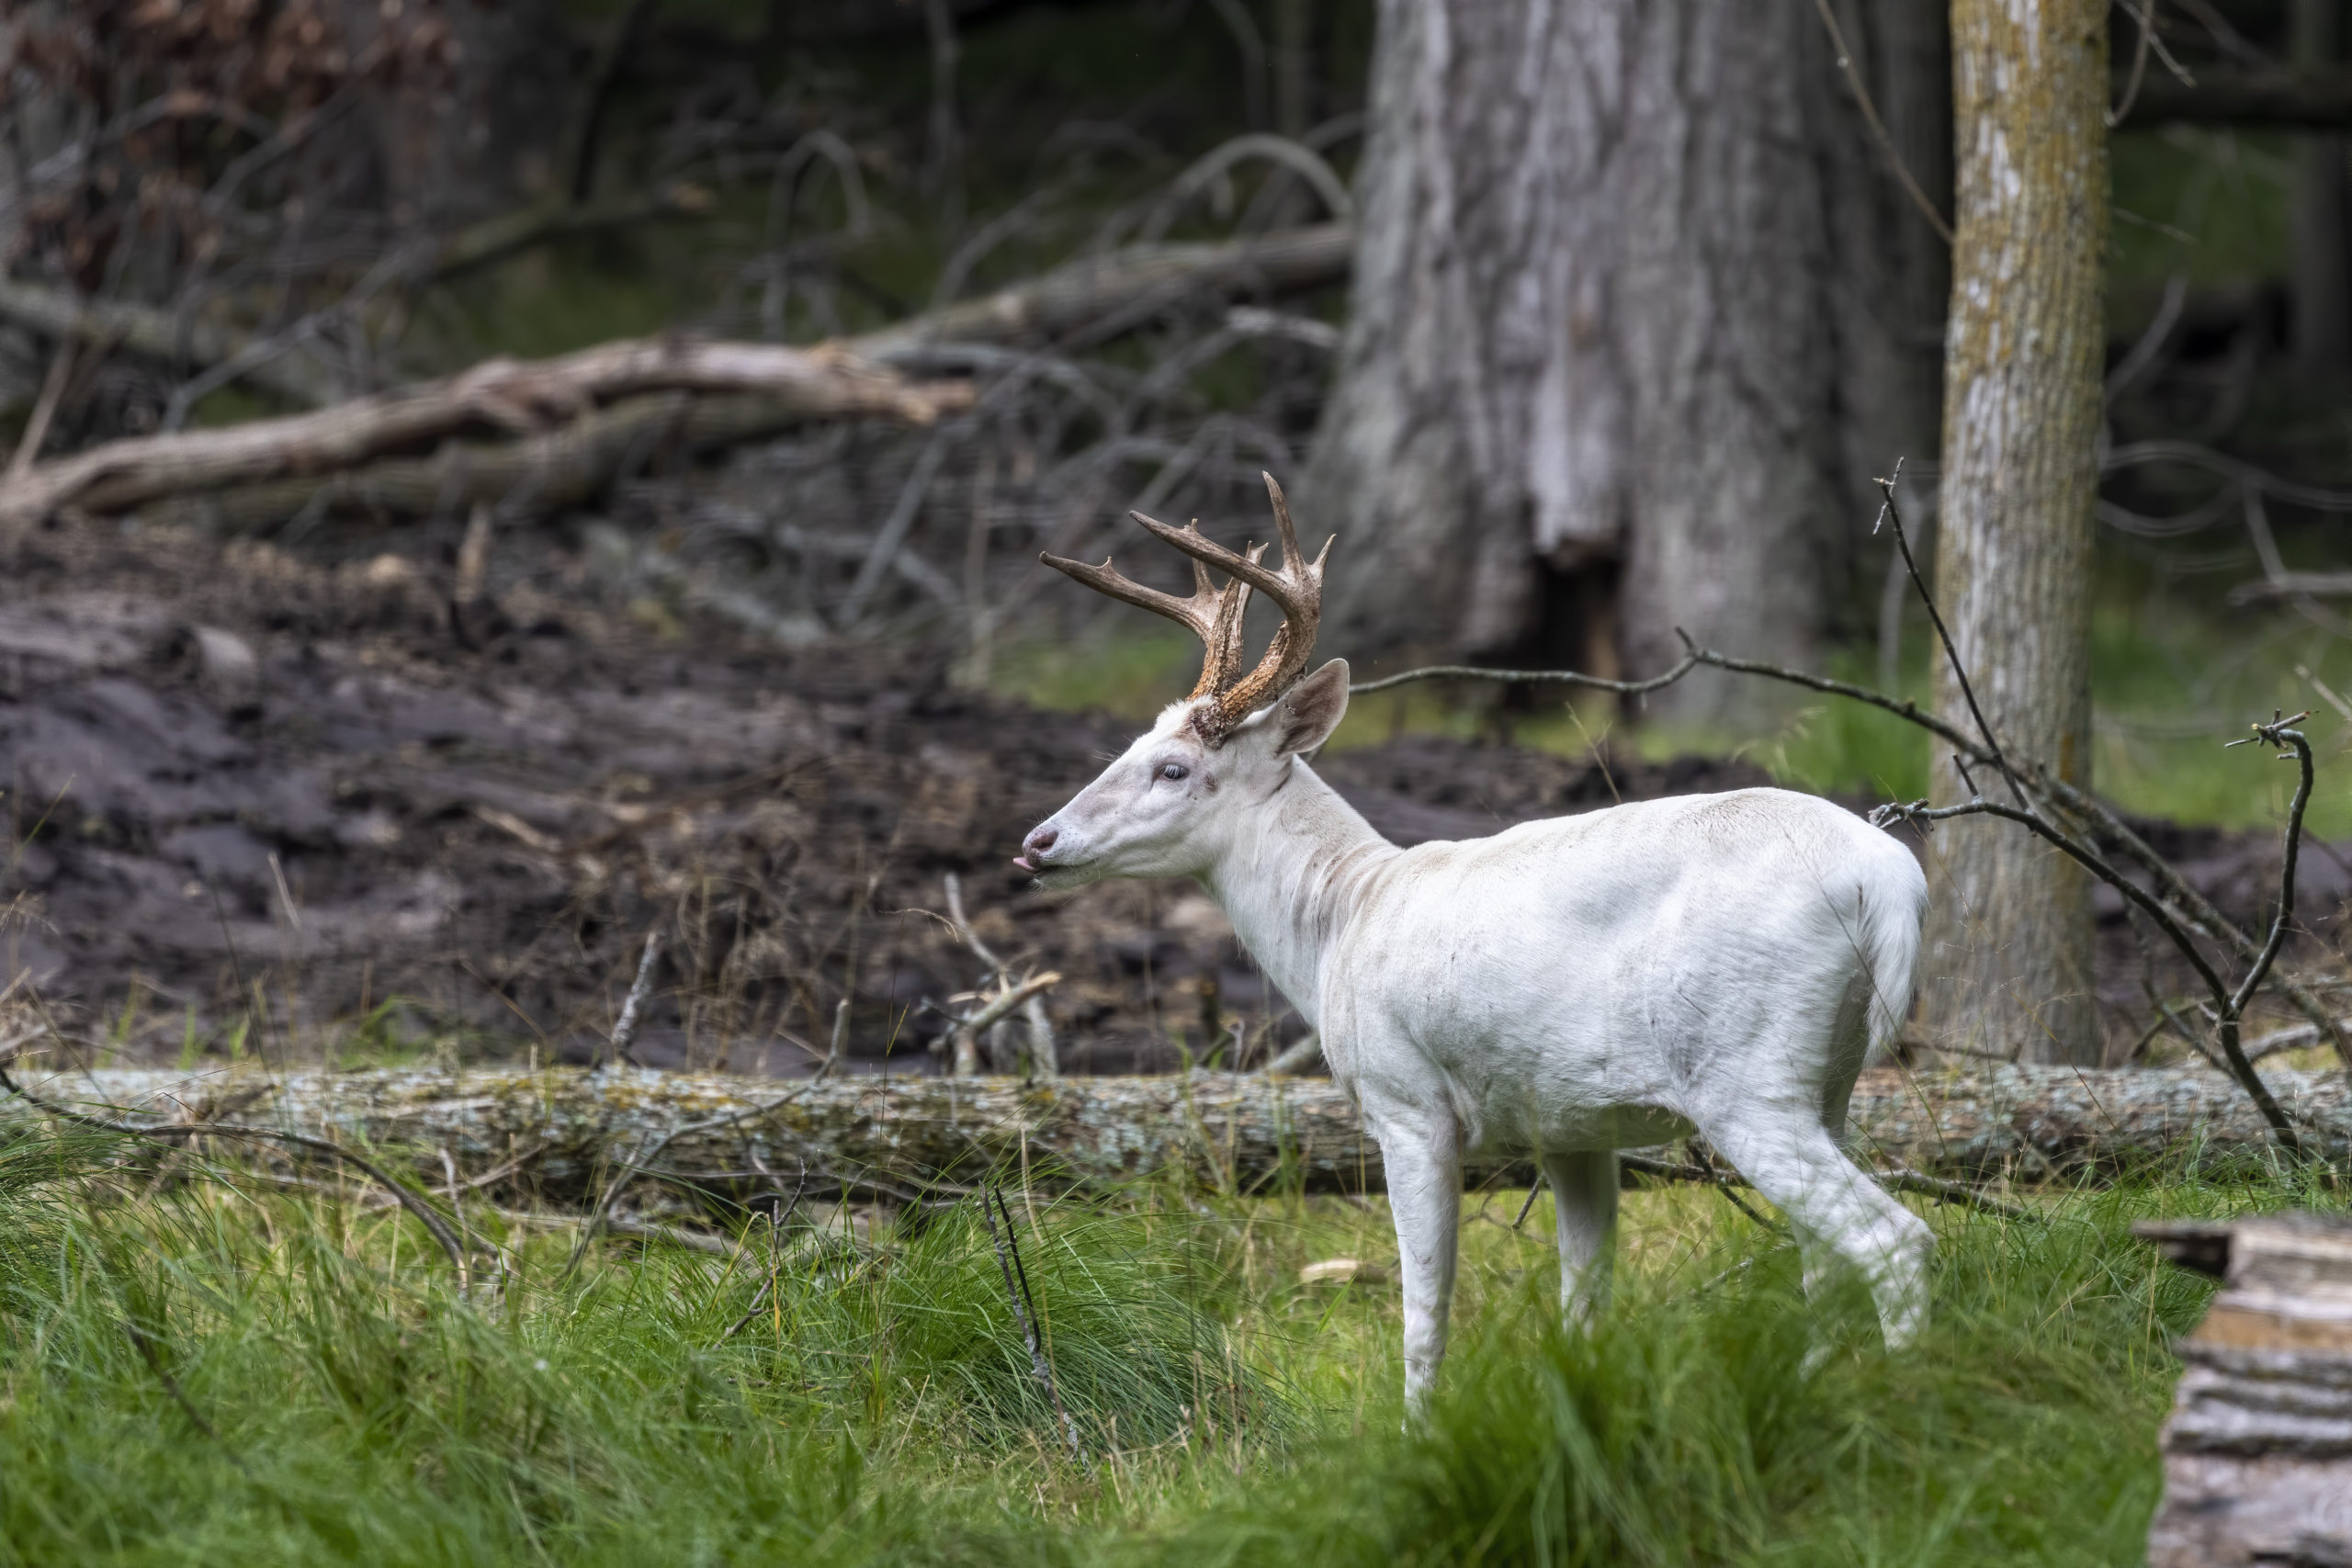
0;339;970;536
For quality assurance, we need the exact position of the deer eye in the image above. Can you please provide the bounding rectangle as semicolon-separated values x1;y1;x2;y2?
1158;761;1190;783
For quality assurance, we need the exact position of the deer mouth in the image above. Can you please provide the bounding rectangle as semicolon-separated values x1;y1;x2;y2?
1016;852;1096;886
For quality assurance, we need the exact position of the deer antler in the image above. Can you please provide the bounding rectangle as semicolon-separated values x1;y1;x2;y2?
1040;472;1331;745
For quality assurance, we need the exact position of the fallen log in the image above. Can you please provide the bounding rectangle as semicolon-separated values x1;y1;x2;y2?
0;339;970;536
137;389;894;536
8;1062;2343;1200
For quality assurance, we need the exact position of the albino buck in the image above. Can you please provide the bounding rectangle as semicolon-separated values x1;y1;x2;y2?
1018;476;1932;1404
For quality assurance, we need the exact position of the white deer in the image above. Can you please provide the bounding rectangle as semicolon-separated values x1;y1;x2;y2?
1017;476;1933;1405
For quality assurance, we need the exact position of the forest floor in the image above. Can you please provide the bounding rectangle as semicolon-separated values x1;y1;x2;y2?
5;513;2346;1077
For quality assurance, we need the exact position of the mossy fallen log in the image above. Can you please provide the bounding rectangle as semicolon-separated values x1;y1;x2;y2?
6;1062;2342;1199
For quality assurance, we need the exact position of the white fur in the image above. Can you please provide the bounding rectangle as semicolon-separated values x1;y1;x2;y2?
1020;660;1932;1406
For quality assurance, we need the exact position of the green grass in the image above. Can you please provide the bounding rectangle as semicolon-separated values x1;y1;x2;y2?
1;1122;2335;1566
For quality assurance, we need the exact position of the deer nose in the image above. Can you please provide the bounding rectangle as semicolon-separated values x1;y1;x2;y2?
1013;824;1058;872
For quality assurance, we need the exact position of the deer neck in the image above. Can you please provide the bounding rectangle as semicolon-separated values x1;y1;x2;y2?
1198;759;1396;1030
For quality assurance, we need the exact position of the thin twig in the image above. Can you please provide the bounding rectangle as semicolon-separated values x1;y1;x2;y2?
2025;762;2348;1066
718;1170;808;1345
606;931;662;1069
1873;792;2300;1146
1689;1139;1781;1230
2211;717;2316;1147
981;1185;1084;1462
1807;0;1955;244
1619;1146;2032;1221
1877;1168;2040;1222
2109;0;2159;127
560;1083;814;1279
6;334;76;479
0;1063;474;1280
1874;464;2031;812
1349;646;1703;697
821;998;851;1079
436;1146;474;1298
944;871;1007;974
492;1205;730;1255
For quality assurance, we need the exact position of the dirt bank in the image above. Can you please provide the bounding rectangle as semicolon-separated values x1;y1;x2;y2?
2;516;2339;1074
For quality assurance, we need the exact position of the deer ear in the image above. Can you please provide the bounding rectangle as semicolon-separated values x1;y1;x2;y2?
1272;659;1349;755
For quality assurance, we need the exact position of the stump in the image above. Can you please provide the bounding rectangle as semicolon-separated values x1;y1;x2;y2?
2141;1211;2352;1567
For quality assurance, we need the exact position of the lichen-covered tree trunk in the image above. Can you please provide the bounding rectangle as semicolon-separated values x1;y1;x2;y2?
1302;0;1949;724
1920;0;2108;1064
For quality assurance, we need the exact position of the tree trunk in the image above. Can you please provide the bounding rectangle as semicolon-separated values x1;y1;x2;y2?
1826;0;1953;629
2293;0;2351;375
1920;0;2108;1064
334;0;572;227
17;1063;2345;1199
1302;0;1949;726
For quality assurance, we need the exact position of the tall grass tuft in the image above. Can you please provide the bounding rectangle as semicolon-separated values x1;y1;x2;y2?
1153;1176;2335;1568
0;1140;1272;1566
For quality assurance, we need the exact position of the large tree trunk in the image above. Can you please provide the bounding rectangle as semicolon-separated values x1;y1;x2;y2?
1919;0;2108;1064
1302;0;1949;725
334;0;572;227
1826;0;1953;626
17;1064;2344;1198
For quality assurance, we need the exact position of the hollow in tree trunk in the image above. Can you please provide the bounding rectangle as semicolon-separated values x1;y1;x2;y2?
1919;0;2108;1065
1301;0;1949;726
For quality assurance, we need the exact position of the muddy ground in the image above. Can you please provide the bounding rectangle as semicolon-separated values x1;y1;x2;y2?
3;514;2343;1075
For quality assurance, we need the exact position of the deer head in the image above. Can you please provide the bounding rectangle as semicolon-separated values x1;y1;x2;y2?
1016;472;1348;887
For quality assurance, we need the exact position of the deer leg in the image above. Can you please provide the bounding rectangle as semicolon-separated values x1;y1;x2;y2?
1375;1110;1462;1414
1541;1147;1618;1324
1697;1111;1931;1349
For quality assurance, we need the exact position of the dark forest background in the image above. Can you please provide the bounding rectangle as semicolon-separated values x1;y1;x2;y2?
6;0;2352;1075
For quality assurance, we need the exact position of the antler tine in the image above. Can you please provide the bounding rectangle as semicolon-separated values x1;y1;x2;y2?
1043;491;1329;745
1257;471;1336;578
1039;536;1266;705
1194;541;1265;698
1213;475;1330;727
1037;549;1225;644
1261;471;1304;571
1126;509;1306;616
